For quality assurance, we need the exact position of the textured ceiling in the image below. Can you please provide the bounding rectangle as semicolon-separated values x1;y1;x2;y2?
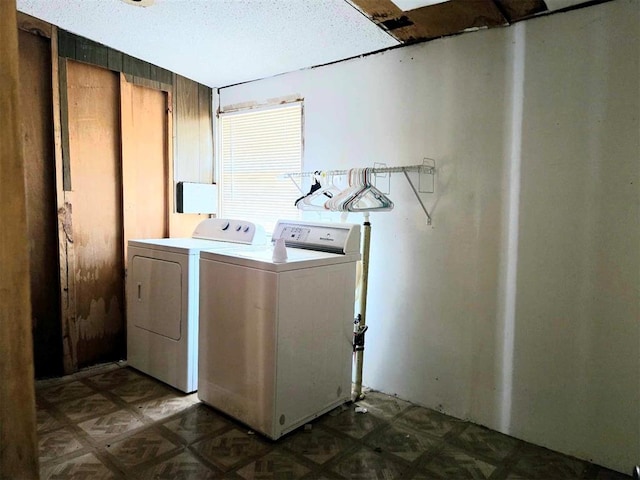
17;0;603;88
16;0;399;88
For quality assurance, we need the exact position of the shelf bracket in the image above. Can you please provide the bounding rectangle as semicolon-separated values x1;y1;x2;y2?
284;173;305;195
403;169;432;225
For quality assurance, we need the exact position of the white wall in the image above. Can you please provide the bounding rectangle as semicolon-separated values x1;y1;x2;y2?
218;0;640;473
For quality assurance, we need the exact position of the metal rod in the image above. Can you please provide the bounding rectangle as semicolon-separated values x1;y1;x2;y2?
280;163;434;179
353;212;371;401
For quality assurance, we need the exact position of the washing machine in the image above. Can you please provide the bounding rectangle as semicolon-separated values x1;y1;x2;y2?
198;220;361;439
126;218;265;393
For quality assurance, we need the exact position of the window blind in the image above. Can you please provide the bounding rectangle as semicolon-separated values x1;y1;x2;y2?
218;103;302;231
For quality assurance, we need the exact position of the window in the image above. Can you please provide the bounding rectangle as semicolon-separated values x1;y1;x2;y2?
218;103;302;231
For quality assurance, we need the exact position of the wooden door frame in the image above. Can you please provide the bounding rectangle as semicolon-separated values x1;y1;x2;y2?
0;2;39;478
54;53;79;374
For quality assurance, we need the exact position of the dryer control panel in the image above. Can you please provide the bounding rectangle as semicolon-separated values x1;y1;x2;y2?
192;218;266;244
272;220;361;255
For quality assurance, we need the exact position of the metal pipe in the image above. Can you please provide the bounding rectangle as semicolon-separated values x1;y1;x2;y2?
353;212;371;401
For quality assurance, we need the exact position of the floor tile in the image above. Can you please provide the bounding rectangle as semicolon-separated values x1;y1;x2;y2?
77;408;146;442
38;426;86;463
37;408;64;433
38;380;96;404
452;423;522;462
163;404;229;444
104;428;179;468
394;406;462;438
365;423;443;462
299;474;342;480
595;468;635;480
191;428;271;471
282;425;352;464
110;377;172;403
331;447;408;480
35;366;632;480
510;443;588;479
137;450;219;479
420;444;497;479
356;390;412;421
134;393;198;421
316;404;386;439
85;367;145;390
57;393;119;422
236;450;310;480
39;452;118;480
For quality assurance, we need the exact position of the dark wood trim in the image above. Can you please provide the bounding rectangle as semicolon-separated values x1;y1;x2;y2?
492;0;547;23
123;73;172;93
59;57;72;191
58;29;173;85
17;10;52;38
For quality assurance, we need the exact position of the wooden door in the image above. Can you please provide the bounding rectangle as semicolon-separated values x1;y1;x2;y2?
18;29;63;377
121;77;169;260
66;60;124;368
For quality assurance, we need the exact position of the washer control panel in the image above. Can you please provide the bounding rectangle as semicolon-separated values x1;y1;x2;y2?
272;220;361;254
193;219;266;244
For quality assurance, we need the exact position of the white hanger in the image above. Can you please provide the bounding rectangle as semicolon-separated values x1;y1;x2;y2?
299;172;343;211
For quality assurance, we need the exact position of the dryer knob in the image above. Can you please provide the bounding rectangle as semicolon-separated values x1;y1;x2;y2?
235;225;242;231
221;221;230;231
243;226;250;233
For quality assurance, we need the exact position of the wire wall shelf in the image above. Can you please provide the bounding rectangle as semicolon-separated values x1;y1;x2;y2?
282;158;436;224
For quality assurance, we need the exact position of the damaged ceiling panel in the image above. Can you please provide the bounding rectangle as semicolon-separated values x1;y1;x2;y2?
348;0;608;44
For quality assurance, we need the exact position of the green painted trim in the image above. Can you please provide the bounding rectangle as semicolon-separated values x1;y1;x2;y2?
58;58;71;191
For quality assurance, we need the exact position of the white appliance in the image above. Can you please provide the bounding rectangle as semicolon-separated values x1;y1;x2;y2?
126;218;265;393
198;220;361;439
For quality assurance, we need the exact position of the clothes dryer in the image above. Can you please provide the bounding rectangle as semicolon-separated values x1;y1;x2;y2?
126;218;265;393
198;220;361;438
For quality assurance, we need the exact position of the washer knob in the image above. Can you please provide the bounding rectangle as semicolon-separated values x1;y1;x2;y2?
221;221;230;231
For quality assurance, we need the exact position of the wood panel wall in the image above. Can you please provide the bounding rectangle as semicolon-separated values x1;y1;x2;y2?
121;76;169;260
18;28;63;378
13;16;215;375
171;74;214;237
0;3;39;478
66;60;125;368
174;74;213;182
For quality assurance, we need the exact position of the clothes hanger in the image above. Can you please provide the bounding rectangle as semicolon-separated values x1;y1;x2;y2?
344;168;394;212
298;172;343;211
294;171;322;207
325;168;364;212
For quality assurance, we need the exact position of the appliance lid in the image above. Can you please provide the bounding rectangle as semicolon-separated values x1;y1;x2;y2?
200;246;360;272
272;220;360;254
127;237;255;254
